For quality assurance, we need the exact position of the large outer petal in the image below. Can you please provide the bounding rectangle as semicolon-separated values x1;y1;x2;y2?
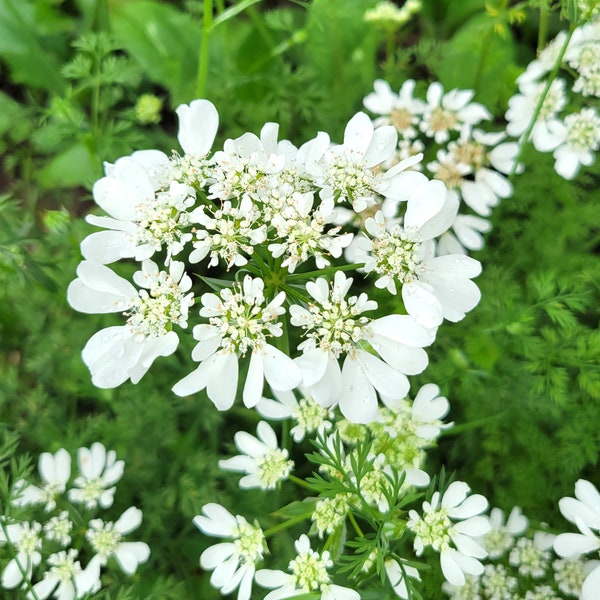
176;99;218;156
115;541;150;574
356;349;409;400
340;356;378;424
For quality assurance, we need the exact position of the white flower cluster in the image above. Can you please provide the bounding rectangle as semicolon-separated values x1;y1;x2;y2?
441;498;600;600
363;79;519;255
0;444;149;600
69;97;487;429
506;17;600;179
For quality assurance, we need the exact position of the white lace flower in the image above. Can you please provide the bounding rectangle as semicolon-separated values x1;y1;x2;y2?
359;181;481;328
553;555;600;597
438;212;493;255
219;421;293;489
173;275;301;410
551;108;600;179
86;507;150;575
420;82;491;144
256;534;359;600
310;111;428;212
291;269;436;423
554;479;600;600
407;481;490;586
256;388;334;442
82;156;196;264
384;558;421;599
43;511;73;547
312;494;352;538
68;259;192;388
481;506;528;559
505;79;567;151
268;192;353;273
189;195;267;269
509;532;555;578
13;448;71;512
441;574;481;599
0;521;42;590
363;79;426;139
194;503;266;600
27;549;101;600
480;564;518;600
68;442;124;509
171;98;219;187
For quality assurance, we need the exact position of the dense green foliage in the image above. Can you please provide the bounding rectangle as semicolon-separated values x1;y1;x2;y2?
0;0;598;598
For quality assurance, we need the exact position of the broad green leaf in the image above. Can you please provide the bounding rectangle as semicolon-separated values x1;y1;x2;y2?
0;0;65;93
110;0;200;106
37;141;99;189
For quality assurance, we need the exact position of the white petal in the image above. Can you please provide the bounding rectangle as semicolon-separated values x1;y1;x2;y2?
262;344;301;391
554;532;600;557
176;99;219;157
115;541;150;574
339;356;378;424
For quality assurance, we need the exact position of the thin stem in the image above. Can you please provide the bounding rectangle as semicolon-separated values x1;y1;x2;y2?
196;0;213;98
263;511;313;538
288;474;318;491
509;25;575;178
348;511;364;537
537;7;550;52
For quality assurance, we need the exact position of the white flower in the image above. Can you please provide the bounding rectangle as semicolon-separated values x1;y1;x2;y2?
86;507;150;575
194;503;265;600
0;521;42;590
407;481;490;586
27;550;101;600
481;506;528;559
43;511;73;547
68;442;124;509
310;111;427;212
420;82;491;144
442;574;481;599
505;79;567;151
438;213;492;255
551;108;600;179
13;448;71;511
553;555;600;597
291;270;436;423
172;275;301;410
509;532;555;578
68;259;192;388
82;157;196;264
363;79;426;139
554;479;600;600
218;421;294;489
268;192;353;273
480;564;518;599
255;534;360;600
359;181;481;328
312;494;351;538
410;382;453;440
384;558;421;599
255;388;334;442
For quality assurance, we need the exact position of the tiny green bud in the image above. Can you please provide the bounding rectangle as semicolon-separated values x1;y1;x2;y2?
134;94;163;125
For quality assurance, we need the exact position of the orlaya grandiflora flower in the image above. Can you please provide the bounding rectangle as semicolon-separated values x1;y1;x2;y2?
554;479;600;600
407;481;490;587
420;82;491;144
194;503;266;600
255;534;359;600
356;180;482;328
81;99;219;265
363;78;426;139
12;448;71;512
172;275;301;410
304;111;427;212
218;421;293;490
67;259;193;388
290;270;436;424
0;521;42;590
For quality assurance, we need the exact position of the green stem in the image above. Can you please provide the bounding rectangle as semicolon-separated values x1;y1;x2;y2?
472;28;492;95
196;0;214;98
263;511;313;538
537;7;549;52
348;511;364;537
509;25;575;178
288;474;318;491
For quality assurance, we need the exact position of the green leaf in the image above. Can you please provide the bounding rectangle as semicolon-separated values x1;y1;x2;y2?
210;0;263;31
110;0;200;106
0;0;66;93
37;141;100;189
